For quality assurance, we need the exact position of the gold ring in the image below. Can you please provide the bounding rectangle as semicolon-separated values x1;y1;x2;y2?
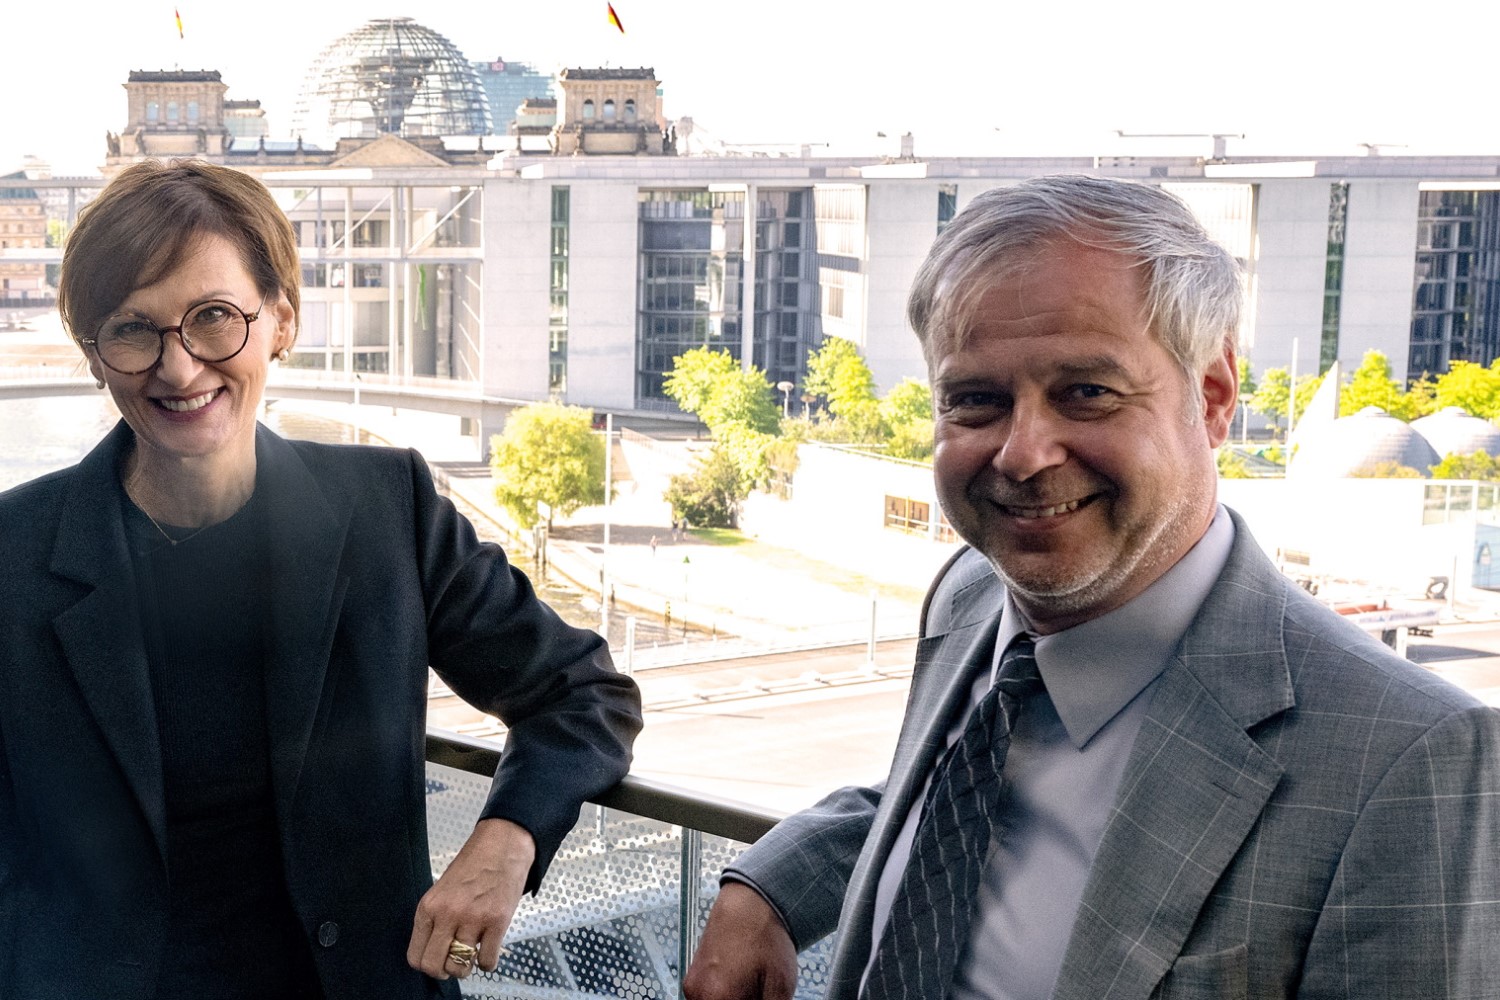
447;939;479;968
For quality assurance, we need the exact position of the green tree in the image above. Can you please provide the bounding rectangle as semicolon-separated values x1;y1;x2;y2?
663;347;779;434
1248;367;1291;434
1340;350;1415;419
1431;449;1500;481
1405;373;1440;418
665;447;745;528
806;336;882;440
1292;372;1324;426
1433;360;1500;420
45;218;67;288
887;419;935;461
880;377;933;427
1217;448;1251;479
879;377;934;461
489;403;605;530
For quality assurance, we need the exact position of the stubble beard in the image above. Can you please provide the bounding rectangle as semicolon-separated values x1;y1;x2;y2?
980;472;1215;624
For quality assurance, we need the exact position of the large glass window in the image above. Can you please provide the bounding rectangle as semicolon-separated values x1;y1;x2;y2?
937;184;958;234
636;189;745;404
1409;188;1500;374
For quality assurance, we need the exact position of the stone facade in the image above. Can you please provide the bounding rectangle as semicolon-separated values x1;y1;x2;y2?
552;68;670;156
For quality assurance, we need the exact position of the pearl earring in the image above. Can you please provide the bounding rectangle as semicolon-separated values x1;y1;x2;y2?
275;349;290;363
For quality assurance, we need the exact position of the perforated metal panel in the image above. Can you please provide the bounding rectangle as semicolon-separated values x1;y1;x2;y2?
426;762;833;999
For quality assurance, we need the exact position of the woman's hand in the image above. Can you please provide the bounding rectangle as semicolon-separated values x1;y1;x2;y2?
406;817;536;980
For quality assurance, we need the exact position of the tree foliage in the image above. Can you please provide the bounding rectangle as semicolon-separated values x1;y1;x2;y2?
1248;367;1323;436
887;419;935;461
490;403;605;530
880;377;933;427
661;349;778;518
1247;367;1291;432
1340;350;1417;419
663;347;779;434
1348;460;1424;479
665;447;745;528
806;337;883;440
1433;360;1500;420
1430;449;1500;481
1217;448;1251;479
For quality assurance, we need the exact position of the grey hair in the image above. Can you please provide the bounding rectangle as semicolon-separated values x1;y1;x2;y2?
907;175;1242;386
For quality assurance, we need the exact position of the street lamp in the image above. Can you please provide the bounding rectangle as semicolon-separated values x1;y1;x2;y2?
776;381;795;418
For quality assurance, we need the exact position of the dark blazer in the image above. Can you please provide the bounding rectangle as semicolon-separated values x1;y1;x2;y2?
730;511;1500;999
0;422;642;1000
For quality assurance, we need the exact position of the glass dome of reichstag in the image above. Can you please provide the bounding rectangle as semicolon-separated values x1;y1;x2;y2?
292;18;492;146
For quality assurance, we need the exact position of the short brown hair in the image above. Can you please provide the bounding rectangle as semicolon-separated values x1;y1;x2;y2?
58;159;300;348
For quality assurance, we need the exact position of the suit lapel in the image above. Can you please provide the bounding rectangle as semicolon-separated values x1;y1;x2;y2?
49;422;168;861
1052;516;1295;1000
830;603;1001;997
253;427;352;824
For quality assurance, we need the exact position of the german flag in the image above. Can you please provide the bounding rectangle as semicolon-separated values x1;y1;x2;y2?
607;2;624;33
174;8;184;39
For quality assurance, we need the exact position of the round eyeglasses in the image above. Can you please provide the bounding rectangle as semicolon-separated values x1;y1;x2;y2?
83;297;265;375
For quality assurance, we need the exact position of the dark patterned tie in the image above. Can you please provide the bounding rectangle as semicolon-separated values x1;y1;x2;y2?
862;635;1044;1000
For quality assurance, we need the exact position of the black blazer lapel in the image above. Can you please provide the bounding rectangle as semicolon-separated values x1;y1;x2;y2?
253;426;352;826
49;421;167;862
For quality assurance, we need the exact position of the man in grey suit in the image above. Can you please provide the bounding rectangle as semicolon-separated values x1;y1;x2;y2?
684;175;1500;1000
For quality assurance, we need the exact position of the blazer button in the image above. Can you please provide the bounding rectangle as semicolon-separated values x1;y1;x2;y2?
318;921;340;948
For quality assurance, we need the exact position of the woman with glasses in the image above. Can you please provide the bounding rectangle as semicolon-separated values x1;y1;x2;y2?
0;160;641;1000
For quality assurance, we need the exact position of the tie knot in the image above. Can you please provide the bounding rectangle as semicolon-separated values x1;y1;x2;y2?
995;635;1043;696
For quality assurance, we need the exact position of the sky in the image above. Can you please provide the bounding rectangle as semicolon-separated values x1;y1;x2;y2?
7;0;1500;175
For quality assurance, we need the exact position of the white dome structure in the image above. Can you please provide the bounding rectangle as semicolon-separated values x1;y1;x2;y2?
1409;406;1500;460
292;18;491;146
1290;406;1441;478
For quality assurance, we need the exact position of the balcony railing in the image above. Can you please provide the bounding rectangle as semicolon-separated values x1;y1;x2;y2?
425;729;835;999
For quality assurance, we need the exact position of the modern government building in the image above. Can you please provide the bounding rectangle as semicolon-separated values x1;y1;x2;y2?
9;16;1500;429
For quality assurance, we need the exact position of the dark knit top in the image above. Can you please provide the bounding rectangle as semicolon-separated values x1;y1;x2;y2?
125;491;323;1000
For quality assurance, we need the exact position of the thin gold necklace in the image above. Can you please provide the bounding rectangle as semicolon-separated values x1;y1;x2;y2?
135;502;212;547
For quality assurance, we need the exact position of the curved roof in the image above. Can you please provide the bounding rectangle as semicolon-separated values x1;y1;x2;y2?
1290;406;1440;478
1409;406;1500;460
292;18;491;145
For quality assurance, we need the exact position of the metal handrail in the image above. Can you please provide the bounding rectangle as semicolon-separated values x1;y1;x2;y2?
425;728;784;845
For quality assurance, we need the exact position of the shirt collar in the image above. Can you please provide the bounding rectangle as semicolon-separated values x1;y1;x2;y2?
994;505;1235;749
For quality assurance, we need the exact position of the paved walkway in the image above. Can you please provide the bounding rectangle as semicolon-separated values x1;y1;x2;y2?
280;401;939;647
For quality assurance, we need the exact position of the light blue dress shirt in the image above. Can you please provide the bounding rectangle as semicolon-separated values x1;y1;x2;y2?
864;508;1235;1000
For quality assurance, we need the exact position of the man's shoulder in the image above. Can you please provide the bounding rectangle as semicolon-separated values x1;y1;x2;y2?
1280;582;1485;720
920;546;998;636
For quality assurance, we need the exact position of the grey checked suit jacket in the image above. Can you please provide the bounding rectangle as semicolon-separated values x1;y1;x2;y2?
729;510;1500;999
